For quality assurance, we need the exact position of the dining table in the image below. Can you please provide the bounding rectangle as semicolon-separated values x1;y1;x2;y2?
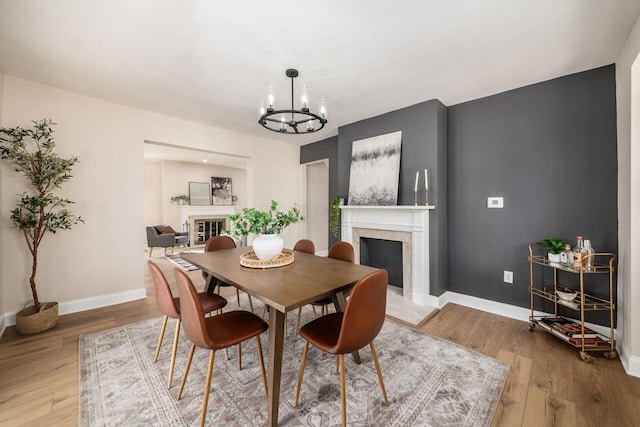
181;246;379;426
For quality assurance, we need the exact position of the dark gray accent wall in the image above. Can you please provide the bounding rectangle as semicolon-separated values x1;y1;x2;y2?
447;64;617;325
338;100;448;296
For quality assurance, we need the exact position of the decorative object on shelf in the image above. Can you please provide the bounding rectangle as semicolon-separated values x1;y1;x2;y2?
555;286;578;301
541;237;565;264
0;119;84;334
424;168;429;205
258;68;327;134
170;194;189;205
189;181;211;206
226;200;304;261
348;131;402;206
211;177;232;206
240;249;295;269
330;195;344;237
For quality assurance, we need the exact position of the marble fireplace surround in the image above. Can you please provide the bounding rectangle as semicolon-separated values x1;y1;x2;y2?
340;205;434;306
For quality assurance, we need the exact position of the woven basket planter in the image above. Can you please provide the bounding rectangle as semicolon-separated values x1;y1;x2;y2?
15;302;59;334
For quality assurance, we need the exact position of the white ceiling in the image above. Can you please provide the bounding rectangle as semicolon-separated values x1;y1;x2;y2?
1;0;639;164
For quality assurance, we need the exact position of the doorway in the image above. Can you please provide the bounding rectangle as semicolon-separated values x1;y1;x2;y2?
304;160;329;255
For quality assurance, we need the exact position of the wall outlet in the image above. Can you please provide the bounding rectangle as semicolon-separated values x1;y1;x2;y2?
487;197;504;208
503;270;513;284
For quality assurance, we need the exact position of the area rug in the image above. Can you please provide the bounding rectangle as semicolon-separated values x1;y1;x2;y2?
78;299;509;426
164;253;199;272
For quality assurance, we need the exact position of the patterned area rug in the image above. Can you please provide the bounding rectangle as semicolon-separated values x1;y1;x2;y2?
78;299;509;426
164;253;199;271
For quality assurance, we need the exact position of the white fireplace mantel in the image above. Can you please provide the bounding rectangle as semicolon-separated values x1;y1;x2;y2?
340;205;435;306
179;205;237;246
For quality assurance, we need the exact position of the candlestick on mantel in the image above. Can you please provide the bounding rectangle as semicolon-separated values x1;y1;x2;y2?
425;168;428;191
425;189;429;206
414;171;419;192
414;190;418;206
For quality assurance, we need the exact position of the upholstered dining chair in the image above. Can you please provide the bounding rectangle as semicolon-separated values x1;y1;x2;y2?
147;260;227;388
294;268;389;427
174;268;268;427
316;241;354;315
203;236;254;312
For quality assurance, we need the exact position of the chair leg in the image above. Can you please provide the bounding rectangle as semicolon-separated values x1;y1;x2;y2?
294;341;309;406
237;342;242;370
178;344;196;400
262;304;267;320
171;247;175;256
339;354;346;427
154;315;168;362
167;318;181;388
312;305;317;317
255;336;268;399
149;247;154;257
294;307;302;341
247;294;254;313
235;288;241;306
199;350;216;427
370;341;389;405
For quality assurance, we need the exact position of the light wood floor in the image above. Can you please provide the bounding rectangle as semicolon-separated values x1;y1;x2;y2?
1;254;640;427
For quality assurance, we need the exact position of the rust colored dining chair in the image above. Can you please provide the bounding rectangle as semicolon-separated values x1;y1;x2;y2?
147;260;228;388
294;269;389;427
174;268;268;427
203;236;254;312
318;241;355;315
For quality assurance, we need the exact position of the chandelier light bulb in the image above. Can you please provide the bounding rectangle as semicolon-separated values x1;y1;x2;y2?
279;116;286;132
259;100;266;119
266;85;275;111
319;98;328;120
300;84;309;112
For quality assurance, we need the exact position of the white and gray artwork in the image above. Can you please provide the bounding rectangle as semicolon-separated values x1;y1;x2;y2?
211;177;232;206
348;131;402;205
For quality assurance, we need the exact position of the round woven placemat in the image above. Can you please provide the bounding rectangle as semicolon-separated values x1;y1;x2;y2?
240;249;294;269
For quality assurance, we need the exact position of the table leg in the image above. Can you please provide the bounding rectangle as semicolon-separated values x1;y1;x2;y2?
205;274;216;293
332;292;361;364
267;307;285;426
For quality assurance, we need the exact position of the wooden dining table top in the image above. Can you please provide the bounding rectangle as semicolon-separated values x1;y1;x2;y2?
182;246;379;313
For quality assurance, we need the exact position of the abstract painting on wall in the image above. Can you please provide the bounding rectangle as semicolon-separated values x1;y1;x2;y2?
211;177;233;206
348;131;402;205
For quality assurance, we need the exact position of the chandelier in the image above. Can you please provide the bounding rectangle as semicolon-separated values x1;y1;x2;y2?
258;69;327;134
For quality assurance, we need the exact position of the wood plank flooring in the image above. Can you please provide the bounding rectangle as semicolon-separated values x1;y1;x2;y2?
1;253;639;426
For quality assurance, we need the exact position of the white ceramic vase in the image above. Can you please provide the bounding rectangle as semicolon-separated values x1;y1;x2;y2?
253;234;284;261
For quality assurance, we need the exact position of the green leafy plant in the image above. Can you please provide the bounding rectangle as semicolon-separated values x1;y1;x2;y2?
227;200;303;236
170;194;189;203
541;237;565;255
0;119;84;311
330;195;344;237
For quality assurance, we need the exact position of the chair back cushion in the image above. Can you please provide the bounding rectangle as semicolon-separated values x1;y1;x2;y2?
335;269;388;353
204;235;236;252
174;268;213;349
155;225;177;235
293;239;315;255
147;260;180;318
327;241;354;263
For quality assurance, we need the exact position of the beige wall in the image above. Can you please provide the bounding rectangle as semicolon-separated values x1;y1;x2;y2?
1;75;302;321
616;14;640;376
0;70;4;334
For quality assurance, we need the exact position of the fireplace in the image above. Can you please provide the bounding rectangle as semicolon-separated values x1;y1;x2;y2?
340;205;435;306
360;237;403;288
179;205;236;247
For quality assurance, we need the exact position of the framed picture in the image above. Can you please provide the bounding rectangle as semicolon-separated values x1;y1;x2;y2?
211;177;233;206
348;131;402;205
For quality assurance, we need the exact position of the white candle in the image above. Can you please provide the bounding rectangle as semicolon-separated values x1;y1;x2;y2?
414;171;419;192
425;168;428;190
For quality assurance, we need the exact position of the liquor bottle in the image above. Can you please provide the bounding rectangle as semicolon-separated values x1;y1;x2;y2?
573;236;584;269
560;243;573;266
583;239;595;271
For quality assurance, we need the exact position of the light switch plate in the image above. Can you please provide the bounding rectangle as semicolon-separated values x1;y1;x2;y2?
487;197;504;208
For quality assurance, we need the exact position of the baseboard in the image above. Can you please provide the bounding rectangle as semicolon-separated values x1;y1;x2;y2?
436;291;639;377
2;288;147;330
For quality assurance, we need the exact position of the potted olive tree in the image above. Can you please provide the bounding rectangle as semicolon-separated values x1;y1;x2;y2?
0;119;84;334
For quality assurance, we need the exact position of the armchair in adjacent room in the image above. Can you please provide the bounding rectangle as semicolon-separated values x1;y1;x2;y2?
146;225;189;256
